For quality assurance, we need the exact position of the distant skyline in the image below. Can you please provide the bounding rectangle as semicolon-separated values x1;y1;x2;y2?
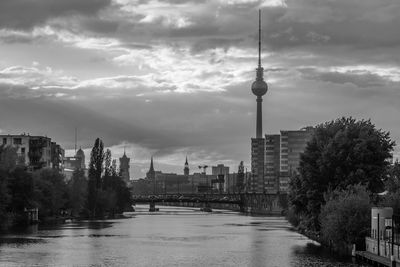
0;0;399;178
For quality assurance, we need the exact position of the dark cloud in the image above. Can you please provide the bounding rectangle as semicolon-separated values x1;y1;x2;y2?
1;0;399;173
158;0;207;4
264;0;400;49
122;43;153;50
80;17;119;34
0;0;111;29
298;68;393;88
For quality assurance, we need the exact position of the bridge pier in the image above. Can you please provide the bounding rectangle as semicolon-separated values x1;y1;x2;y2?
200;202;212;212
149;201;158;212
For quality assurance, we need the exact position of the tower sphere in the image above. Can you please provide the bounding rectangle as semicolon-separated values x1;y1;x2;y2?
251;79;268;97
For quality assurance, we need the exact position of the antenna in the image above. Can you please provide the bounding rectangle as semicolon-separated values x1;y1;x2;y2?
74;127;77;154
258;9;261;68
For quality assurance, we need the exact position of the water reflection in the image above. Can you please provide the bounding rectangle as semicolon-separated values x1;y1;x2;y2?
0;206;369;267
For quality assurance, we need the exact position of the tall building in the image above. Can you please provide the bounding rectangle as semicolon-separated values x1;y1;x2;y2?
264;134;281;192
212;164;229;192
264;127;314;192
236;161;245;191
250;10;269;193
211;164;229;176
280;127;314;174
119;150;130;183
0;133;64;170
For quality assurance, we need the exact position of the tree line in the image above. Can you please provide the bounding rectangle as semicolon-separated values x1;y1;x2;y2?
287;117;399;252
0;137;133;230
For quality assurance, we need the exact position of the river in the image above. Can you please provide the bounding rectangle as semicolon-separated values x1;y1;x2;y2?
0;205;369;266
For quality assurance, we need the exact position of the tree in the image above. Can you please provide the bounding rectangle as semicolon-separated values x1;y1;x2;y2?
320;184;371;249
103;149;113;190
111;159;117;177
0;170;10;228
87;138;104;218
0;145;18;171
384;161;400;193
8;167;35;213
33;168;68;218
0;145;16;228
289;117;394;231
68;168;87;217
112;176;133;214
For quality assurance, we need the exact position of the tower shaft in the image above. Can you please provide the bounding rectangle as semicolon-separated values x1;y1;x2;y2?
256;97;263;138
250;10;268;193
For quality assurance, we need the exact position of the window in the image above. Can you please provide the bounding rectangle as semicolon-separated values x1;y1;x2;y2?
2;138;6;145
13;138;22;145
21;147;25;154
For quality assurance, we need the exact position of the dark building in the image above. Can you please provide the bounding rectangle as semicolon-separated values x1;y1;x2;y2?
51;142;64;170
236;161;245;192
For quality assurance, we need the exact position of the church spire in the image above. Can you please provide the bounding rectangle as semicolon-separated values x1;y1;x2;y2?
146;156;155;180
184;156;189;176
149;156;154;172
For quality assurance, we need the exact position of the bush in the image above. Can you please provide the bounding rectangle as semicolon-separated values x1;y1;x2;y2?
320;184;371;249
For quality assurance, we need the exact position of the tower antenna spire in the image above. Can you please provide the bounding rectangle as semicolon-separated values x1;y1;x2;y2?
258;9;261;68
74;127;77;154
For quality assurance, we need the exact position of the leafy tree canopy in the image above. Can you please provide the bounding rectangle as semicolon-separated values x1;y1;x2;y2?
384;161;400;193
289;117;394;231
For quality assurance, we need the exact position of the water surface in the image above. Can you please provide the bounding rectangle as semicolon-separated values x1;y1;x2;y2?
0;205;368;266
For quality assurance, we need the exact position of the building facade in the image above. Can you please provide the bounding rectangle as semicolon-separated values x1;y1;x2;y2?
264;134;281;192
63;148;86;180
264;127;314;192
251;138;266;192
1;134;64;170
212;164;229;192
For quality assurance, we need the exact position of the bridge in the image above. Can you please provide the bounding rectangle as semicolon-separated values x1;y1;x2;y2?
132;193;288;215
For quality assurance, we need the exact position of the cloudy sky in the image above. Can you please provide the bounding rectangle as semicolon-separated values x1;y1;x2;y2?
0;0;399;178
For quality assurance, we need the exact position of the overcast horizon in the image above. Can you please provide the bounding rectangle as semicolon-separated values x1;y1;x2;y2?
0;0;399;178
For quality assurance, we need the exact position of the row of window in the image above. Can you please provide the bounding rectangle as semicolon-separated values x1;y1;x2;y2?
2;138;23;145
